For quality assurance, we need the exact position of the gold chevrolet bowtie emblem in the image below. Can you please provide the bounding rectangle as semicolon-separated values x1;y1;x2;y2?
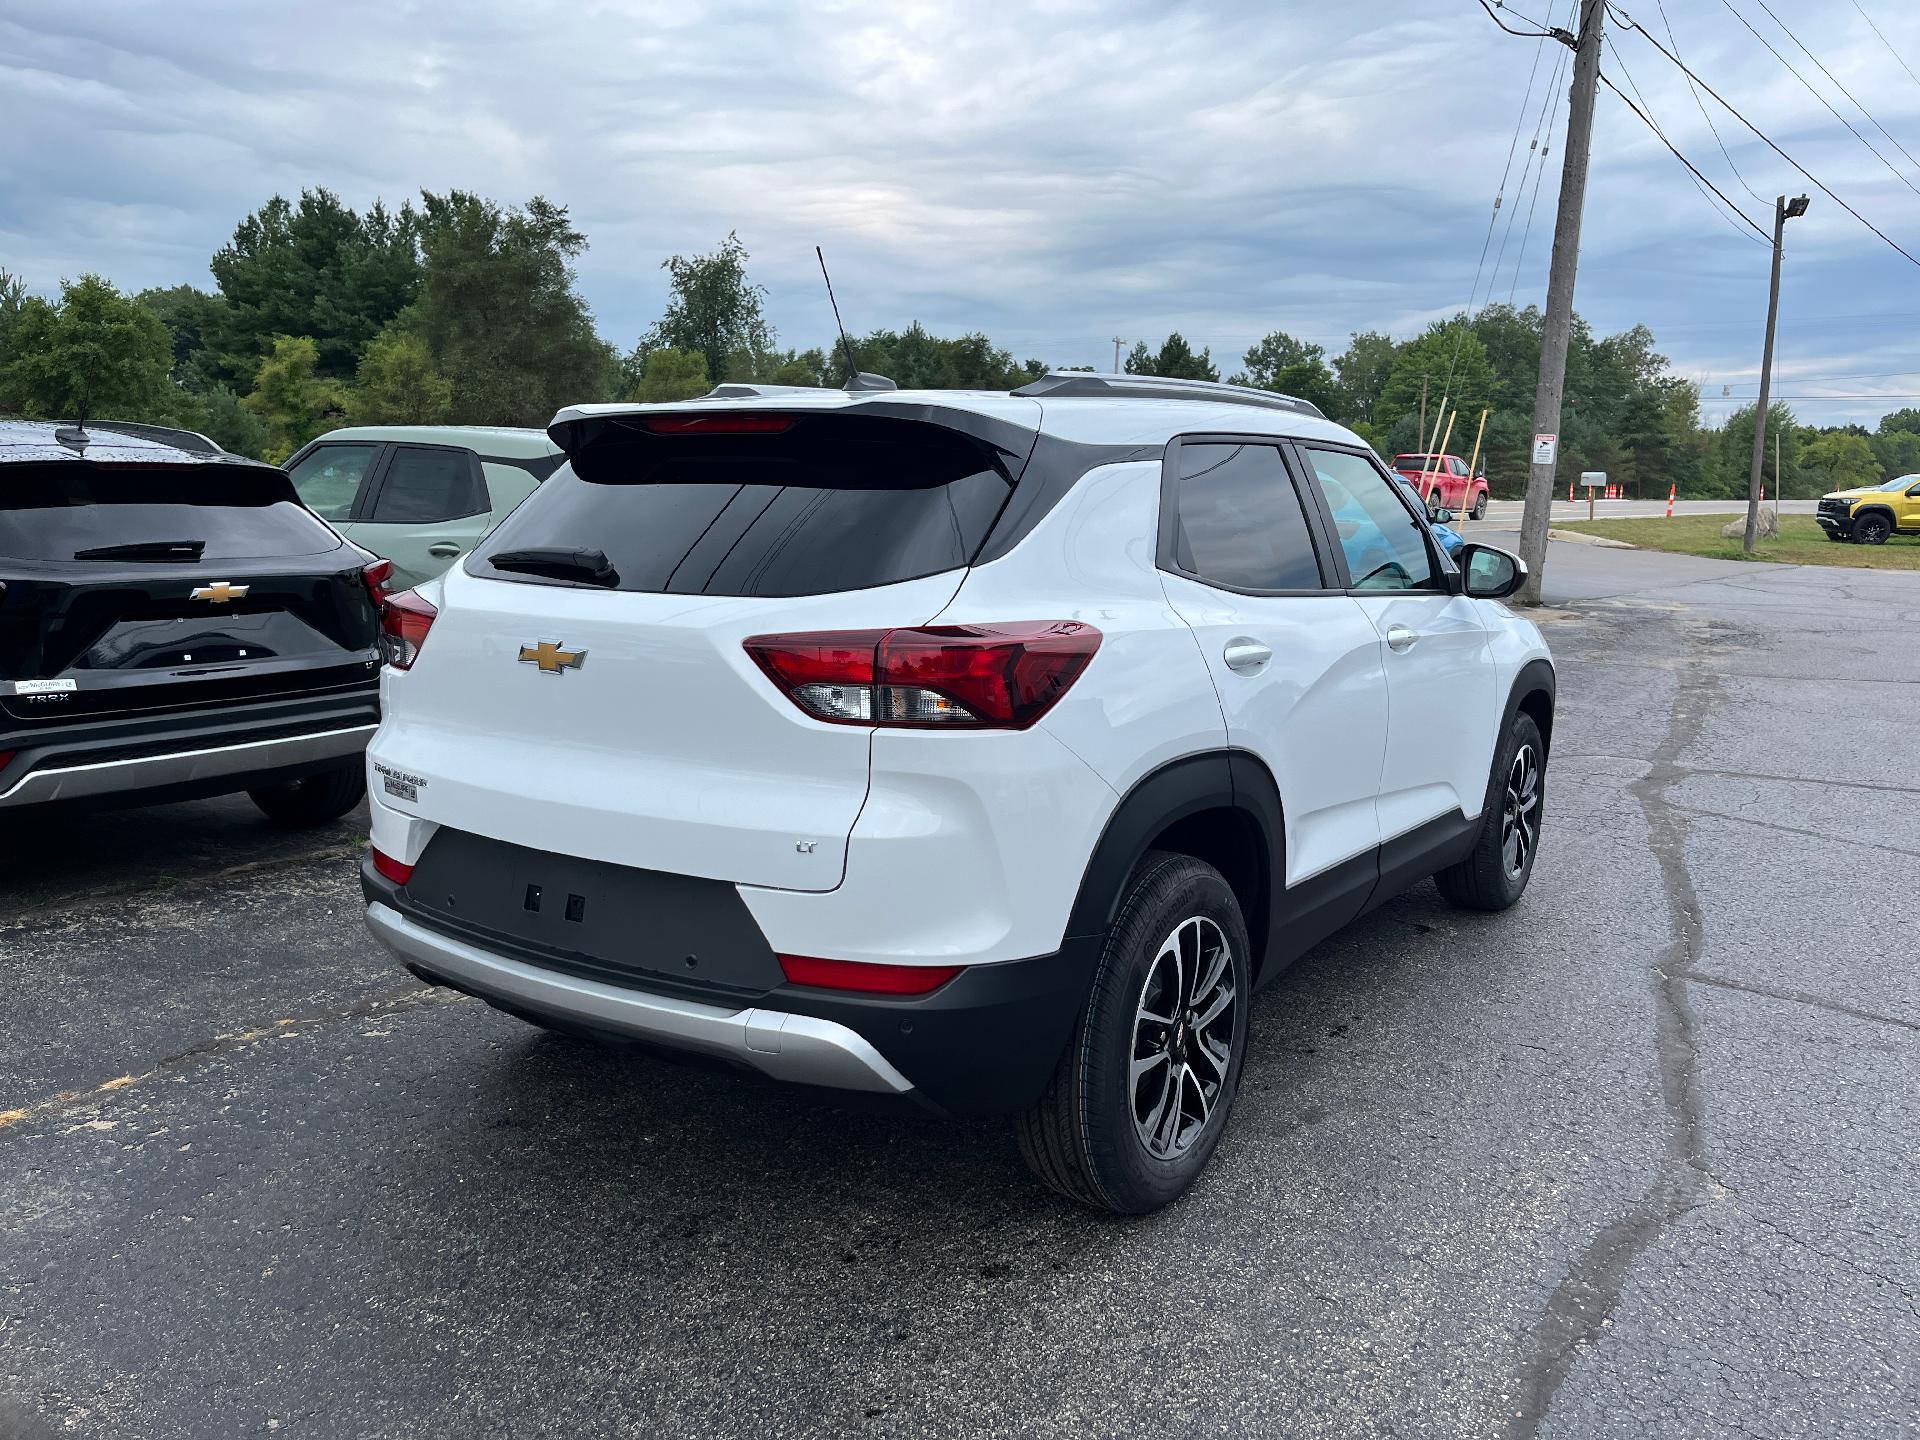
190;581;249;604
518;640;587;675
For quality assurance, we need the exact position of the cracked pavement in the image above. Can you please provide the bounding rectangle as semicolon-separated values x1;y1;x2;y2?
2;540;1916;1438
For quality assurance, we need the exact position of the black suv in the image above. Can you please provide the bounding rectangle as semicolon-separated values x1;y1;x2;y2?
0;421;384;823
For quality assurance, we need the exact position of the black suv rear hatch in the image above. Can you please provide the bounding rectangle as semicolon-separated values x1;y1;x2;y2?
1;460;381;725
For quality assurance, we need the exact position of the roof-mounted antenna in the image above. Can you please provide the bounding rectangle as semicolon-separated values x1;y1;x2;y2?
815;246;896;393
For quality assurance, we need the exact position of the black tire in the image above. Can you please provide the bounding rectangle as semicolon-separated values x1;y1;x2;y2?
1854;512;1891;545
1016;851;1252;1214
1426;491;1443;522
1471;493;1488;520
1435;712;1545;912
1824;531;1845;542
247;760;366;826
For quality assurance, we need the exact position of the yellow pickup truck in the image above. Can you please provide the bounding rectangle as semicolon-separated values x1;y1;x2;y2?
1816;474;1920;544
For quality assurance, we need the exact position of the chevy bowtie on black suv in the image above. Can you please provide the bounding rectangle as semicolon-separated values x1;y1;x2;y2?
0;421;385;823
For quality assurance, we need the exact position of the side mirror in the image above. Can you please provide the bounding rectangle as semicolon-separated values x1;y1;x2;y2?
1434;507;1455;524
1461;542;1526;600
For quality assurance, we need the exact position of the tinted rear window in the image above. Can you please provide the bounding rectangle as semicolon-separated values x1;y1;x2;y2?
0;463;343;562
472;415;1012;597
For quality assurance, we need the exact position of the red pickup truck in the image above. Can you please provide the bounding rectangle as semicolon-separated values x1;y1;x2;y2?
1391;453;1489;520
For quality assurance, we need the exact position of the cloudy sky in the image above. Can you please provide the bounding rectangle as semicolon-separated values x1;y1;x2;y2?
4;0;1919;425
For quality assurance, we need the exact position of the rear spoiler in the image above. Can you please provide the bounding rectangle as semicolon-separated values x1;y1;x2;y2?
546;395;1040;470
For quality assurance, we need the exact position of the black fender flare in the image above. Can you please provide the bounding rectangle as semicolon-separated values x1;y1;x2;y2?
1502;658;1557;754
1854;504;1897;530
1063;749;1282;945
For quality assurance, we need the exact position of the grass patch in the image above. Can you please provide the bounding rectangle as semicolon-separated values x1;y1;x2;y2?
1553;513;1920;570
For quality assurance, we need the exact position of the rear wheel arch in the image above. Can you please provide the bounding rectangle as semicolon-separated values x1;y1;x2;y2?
1066;751;1281;981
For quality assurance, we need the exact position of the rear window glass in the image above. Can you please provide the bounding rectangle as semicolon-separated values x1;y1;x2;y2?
0;464;343;562
472;415;1012;597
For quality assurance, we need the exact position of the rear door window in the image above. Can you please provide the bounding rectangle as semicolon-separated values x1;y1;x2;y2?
1162;440;1325;592
472;415;1011;597
0;464;345;561
287;443;381;521
366;445;488;524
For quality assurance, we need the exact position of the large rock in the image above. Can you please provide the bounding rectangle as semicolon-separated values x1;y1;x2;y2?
1721;505;1778;540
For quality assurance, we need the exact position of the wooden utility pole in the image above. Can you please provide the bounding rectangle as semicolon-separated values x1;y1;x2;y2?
1515;0;1604;605
1113;337;1125;372
1745;194;1809;552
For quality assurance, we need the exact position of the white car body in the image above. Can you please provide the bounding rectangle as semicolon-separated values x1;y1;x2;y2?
360;374;1553;1128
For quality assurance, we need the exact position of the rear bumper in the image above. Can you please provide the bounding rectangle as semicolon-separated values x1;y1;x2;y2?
366;901;916;1095
0;686;379;810
361;852;1101;1116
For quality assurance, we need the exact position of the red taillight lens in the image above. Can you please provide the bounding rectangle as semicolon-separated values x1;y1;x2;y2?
379;589;437;670
778;954;963;995
370;846;414;885
362;558;395;603
0;751;14;776
743;621;1100;730
637;413;796;436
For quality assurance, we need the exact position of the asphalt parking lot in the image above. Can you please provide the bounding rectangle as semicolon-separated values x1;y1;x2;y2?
3;542;1916;1439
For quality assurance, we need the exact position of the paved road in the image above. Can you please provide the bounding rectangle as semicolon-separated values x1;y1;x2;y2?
1479;498;1817;522
3;545;1916;1438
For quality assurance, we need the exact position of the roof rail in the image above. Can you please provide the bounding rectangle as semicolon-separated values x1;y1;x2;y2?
1011;371;1326;420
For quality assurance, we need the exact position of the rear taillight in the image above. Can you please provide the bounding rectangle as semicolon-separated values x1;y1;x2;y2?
778;954;963;995
379;589;437;670
362;558;395;604
0;751;14;777
743;621;1100;730
370;846;414;885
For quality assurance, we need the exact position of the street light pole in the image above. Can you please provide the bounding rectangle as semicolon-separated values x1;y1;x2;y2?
1744;193;1809;554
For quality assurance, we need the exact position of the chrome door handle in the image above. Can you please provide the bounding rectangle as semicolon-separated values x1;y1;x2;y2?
1222;638;1272;674
1385;625;1418;653
427;542;462;558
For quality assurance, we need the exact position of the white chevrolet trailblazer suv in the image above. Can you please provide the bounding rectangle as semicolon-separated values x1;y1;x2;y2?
361;372;1554;1213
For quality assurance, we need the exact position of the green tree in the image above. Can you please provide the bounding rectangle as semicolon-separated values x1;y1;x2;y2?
1375;320;1497;448
137;283;226;389
638;232;773;386
243;335;347;461
1125;333;1219;382
185;384;269;457
1229;331;1323;389
845;324;1044;390
1798;431;1881;494
349;327;453;424
1330;330;1398;425
1869;427;1920;480
1268;359;1342;419
0;267;29;367
205;190;420;385
1703;402;1798;498
413;191;614;425
3;274;174;424
634;346;711;402
1876;407;1920;436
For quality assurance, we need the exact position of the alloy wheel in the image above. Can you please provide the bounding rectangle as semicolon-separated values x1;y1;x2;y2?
1130;916;1237;1160
1502;743;1541;878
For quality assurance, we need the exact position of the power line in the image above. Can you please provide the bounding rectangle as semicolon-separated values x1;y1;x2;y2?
1655;0;1765;205
1607;4;1920;270
1602;42;1769;243
1848;0;1920;100
1476;0;1559;41
1717;0;1920;199
1499;1;1575;302
1749;0;1920;177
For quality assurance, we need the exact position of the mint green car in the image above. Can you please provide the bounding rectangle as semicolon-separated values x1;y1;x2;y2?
284;426;564;589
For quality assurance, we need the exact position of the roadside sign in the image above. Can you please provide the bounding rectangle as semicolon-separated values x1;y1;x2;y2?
1532;433;1558;466
1579;471;1607;488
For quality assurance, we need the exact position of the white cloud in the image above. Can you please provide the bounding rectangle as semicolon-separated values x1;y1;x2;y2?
3;0;1918;422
